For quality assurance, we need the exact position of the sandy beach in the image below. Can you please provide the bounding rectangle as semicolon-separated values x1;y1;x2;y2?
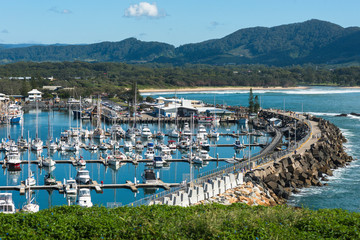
139;86;308;93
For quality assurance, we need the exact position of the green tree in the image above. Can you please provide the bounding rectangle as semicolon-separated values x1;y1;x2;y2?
20;80;31;96
254;95;260;113
248;88;254;113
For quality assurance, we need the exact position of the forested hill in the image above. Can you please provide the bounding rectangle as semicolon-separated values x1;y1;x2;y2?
1;19;360;66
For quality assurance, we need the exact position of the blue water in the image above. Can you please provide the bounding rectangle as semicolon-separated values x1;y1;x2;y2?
145;86;360;212
0;108;263;210
2;86;360;212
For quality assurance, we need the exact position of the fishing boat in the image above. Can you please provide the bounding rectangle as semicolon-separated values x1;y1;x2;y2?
77;188;93;207
0;193;16;214
75;169;91;184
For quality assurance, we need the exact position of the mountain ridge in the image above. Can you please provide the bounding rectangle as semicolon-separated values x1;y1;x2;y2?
1;19;360;66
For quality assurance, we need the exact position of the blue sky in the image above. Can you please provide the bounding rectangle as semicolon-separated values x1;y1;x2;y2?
0;0;359;46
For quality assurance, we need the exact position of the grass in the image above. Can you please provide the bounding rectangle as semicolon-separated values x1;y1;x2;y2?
0;203;359;239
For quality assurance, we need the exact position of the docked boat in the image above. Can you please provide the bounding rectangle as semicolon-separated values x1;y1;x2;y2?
77;188;93;207
144;147;155;160
182;123;192;137
124;141;133;152
153;156;165;168
75;169;91;184
65;178;78;195
167;140;177;150
0;193;16;214
208;128;220;138
5;144;21;171
141;125;152;139
191;154;203;164
178;137;191;149
234;139;244;149
25;171;36;186
42;156;56;167
199;150;210;160
44;172;56;185
196;124;208;140
141;169;159;184
168;128;180;138
7;104;23;124
199;139;210;150
135;140;144;151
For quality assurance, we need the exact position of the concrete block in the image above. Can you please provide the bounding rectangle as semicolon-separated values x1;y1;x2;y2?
229;173;237;188
203;182;213;199
172;194;182;206
211;180;219;196
188;188;197;205
218;179;225;194
196;186;204;202
236;172;244;185
222;175;231;190
163;196;171;205
180;192;189;207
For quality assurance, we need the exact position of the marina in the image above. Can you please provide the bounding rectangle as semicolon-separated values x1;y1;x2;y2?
0;86;359;212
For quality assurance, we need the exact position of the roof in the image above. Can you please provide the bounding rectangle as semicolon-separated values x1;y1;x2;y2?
28;89;42;94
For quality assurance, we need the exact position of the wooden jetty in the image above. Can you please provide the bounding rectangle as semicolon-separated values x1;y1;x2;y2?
0;181;181;194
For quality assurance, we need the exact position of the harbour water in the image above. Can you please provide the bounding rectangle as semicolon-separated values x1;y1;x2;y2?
145;86;360;212
0;107;264;210
1;86;360;212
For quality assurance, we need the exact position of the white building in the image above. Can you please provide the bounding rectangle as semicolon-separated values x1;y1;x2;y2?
27;89;42;102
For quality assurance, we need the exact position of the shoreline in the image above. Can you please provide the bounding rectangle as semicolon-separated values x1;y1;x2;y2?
139;86;308;93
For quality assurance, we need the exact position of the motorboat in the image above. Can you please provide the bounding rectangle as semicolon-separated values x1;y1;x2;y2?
196;124;207;140
141;125;152;139
182;123;192;137
135;141;144;151
44;172;56;185
6;144;21;171
77;188;93;207
208;128;220;138
124;141;133;152
0;193;16;214
25;171;36;186
31;138;43;151
141;169;159;184
167;140;177;150
199;140;210;150
42;156;56;167
75;170;91;184
234;139;244;149
153;156;165;168
65;178;78;195
168;128;179;138
199;150;210;160
144;147;155;160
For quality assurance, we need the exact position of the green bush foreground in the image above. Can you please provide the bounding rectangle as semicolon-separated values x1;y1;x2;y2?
0;203;359;239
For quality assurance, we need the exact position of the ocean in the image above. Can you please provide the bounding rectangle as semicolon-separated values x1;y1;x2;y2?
1;86;359;212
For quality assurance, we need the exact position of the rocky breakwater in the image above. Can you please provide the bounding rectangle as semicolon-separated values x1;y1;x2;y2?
247;116;353;202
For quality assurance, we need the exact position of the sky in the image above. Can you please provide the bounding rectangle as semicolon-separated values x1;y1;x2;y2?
0;0;359;47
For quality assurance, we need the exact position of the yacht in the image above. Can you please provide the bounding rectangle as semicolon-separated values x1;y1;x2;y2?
0;193;16;214
168;128;180;138
234;139;244;149
77;188;93;207
144;147;155;160
182;123;192;137
6;144;21;171
196;124;207;140
141;125;152;139
65;179;78;195
75;170;91;184
142;169;159;184
42;156;56;167
153;156;165;168
31;138;43;151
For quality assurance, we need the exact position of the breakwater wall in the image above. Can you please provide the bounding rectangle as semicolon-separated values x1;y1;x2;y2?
246;115;353;202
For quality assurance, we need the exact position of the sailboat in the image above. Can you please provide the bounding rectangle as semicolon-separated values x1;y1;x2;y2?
156;105;165;139
31;100;43;151
93;97;105;139
47;102;58;151
17;119;28;149
22;138;40;213
168;95;180;138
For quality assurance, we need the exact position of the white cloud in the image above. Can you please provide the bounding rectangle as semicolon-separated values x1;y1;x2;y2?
124;2;165;18
49;7;72;14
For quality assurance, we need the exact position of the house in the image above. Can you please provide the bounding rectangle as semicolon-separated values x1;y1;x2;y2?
27;89;42;102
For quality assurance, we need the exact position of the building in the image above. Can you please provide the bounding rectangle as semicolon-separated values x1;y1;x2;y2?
27;89;42;102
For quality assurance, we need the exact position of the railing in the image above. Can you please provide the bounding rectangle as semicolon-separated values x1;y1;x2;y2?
126;110;315;207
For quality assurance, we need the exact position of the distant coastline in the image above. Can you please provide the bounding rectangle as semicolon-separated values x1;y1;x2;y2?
139;86;308;93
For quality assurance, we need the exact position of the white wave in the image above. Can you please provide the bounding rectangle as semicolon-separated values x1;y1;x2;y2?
347;115;360;120
307;112;341;116
280;88;360;95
